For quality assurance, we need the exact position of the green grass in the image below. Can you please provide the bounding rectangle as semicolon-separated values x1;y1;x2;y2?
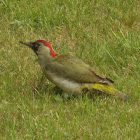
0;0;140;139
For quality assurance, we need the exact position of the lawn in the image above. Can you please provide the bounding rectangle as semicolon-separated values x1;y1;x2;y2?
0;0;140;139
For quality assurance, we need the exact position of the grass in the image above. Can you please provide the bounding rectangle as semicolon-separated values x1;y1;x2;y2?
0;0;140;139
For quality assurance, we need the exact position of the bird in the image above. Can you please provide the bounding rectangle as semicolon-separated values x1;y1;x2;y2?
20;40;131;101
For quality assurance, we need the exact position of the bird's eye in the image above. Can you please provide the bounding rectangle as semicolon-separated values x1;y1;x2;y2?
33;43;40;48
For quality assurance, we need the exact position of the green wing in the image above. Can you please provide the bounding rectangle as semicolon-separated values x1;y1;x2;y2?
49;55;114;84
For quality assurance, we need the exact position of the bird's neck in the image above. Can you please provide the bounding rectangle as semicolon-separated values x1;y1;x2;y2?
37;47;54;67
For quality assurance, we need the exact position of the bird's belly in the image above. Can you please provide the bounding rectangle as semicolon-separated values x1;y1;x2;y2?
54;77;80;94
43;70;80;94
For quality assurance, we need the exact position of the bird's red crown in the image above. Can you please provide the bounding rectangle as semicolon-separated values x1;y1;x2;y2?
36;40;58;58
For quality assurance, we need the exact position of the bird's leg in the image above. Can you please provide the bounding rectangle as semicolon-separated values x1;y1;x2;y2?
62;92;70;100
52;86;63;95
51;86;71;100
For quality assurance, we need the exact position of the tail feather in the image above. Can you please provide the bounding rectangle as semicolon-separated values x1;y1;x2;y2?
82;83;132;101
105;78;114;84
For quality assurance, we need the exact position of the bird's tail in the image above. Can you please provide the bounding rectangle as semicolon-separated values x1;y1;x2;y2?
82;83;132;101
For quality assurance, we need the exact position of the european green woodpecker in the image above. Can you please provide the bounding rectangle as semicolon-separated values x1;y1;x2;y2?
20;40;131;100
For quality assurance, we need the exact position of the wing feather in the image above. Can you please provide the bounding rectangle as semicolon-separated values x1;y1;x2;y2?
47;55;114;84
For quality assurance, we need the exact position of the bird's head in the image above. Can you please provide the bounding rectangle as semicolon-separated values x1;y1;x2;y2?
20;40;58;58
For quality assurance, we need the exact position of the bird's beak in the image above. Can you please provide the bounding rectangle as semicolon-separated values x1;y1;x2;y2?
19;41;34;48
